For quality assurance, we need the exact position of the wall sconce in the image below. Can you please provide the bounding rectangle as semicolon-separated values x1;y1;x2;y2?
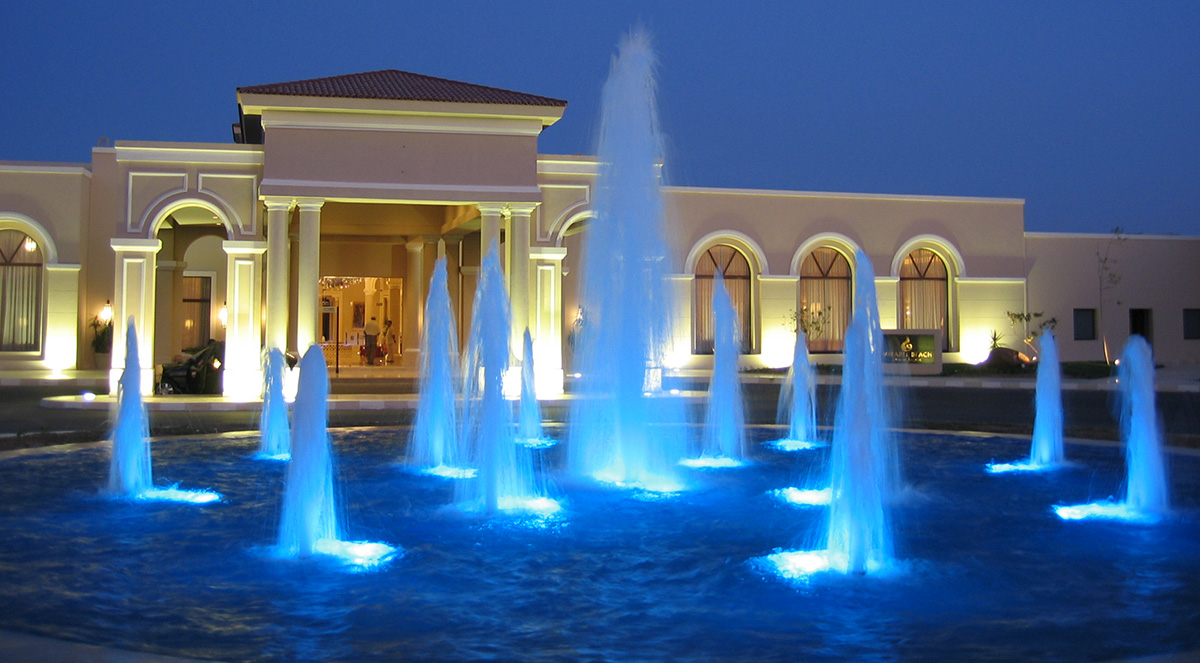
218;301;228;328
23;237;37;253
99;300;113;324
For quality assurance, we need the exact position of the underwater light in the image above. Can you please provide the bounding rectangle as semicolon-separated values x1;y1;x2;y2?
313;539;399;570
254;452;291;462
680;456;745;469
135;486;221;504
422;465;478;479
1053;501;1161;524
986;461;1051;474
497;496;562;517
773;487;831;506
517;437;558;449
81;391;96;402
768;438;824;451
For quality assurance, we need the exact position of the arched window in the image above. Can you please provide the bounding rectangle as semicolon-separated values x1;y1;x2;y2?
0;229;43;351
798;247;852;353
693;244;753;354
899;248;949;350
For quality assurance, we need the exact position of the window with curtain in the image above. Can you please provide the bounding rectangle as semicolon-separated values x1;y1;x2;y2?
0;229;43;352
181;276;212;351
798;247;852;353
693;244;754;354
899;248;950;350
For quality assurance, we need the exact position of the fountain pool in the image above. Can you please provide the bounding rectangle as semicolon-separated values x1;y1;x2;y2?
0;428;1197;662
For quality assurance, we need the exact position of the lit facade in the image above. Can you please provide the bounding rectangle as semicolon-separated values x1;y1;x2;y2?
1;70;1197;394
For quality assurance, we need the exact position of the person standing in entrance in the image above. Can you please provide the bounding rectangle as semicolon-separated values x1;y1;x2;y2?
364;316;381;365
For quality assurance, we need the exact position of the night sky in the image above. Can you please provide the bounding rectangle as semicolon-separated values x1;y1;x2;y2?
1;1;1197;236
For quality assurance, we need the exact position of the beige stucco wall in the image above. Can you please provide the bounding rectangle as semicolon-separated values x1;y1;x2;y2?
1026;233;1200;364
261;127;542;203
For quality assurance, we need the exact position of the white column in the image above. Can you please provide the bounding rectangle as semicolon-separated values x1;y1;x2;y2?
295;199;324;353
443;236;463;346
530;246;567;396
401;238;426;368
478;203;505;259
508;204;536;360
109;238;162;395
264;199;292;353
222;240;268;399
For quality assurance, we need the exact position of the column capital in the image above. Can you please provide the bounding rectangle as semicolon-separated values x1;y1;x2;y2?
110;238;162;253
507;202;540;216
263;198;293;213
296;198;326;212
222;240;269;256
476;202;507;216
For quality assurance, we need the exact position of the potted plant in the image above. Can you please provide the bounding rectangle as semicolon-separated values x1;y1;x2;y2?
90;311;113;369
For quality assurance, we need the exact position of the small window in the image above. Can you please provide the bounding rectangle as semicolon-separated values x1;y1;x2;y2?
1073;308;1097;341
1184;309;1200;340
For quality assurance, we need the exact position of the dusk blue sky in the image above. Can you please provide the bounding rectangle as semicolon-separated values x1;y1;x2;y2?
2;1;1197;235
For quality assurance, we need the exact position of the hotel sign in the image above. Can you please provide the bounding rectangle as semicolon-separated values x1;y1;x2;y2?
882;330;942;375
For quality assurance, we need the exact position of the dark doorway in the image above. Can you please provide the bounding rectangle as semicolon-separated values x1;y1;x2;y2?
1130;308;1153;344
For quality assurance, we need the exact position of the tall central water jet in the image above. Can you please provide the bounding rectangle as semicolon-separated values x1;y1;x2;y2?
457;247;556;515
763;251;898;577
568;29;688;492
410;257;468;476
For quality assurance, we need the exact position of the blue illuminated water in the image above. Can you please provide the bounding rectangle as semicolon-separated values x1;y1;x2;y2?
409;256;465;474
1;429;1197;662
257;347;291;460
988;331;1064;474
1120;336;1170;516
568;29;689;492
696;271;746;464
107;318;150;496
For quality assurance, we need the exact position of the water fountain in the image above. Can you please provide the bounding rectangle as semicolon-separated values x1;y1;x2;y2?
686;271;746;468
457;247;557;516
107;317;151;496
568;28;689;492
277;346;396;564
773;328;820;451
256;348;291;461
517;327;553;448
986;330;1065;473
107;318;220;504
765;250;899;576
409;256;470;477
1055;335;1170;522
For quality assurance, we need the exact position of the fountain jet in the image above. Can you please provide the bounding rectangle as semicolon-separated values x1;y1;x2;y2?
257;348;291;460
277;346;397;566
986;330;1065;473
763;251;898;577
517;328;553;448
772;328;820;451
1054;335;1170;522
457;246;557;516
568;28;688;492
108;317;151;496
687;271;746;467
410;257;470;477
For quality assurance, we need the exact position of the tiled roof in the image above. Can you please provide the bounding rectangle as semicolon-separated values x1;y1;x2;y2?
238;69;567;107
